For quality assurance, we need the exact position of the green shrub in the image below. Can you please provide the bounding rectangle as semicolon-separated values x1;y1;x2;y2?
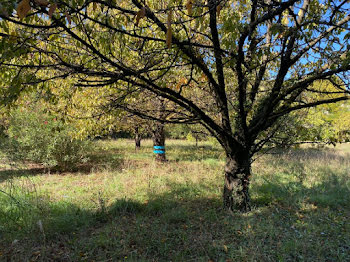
3;108;91;171
186;132;195;142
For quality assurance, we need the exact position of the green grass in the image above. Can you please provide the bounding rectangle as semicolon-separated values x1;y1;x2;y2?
0;139;349;261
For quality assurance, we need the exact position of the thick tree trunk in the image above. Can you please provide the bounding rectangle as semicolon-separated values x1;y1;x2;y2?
135;127;141;150
223;153;252;212
153;122;166;162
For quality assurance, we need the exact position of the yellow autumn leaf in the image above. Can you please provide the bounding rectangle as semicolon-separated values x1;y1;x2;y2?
9;31;18;42
48;3;57;18
34;0;49;6
186;0;192;16
166;10;173;48
282;11;289;26
17;0;31;20
217;3;222;17
298;8;303;18
166;28;172;48
65;11;71;24
135;7;146;26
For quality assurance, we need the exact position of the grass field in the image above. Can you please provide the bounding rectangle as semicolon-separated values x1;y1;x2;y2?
0;139;349;261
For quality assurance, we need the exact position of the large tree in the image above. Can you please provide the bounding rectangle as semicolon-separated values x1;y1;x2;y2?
0;0;349;211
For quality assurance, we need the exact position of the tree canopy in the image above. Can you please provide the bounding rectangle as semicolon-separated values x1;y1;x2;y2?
0;0;349;211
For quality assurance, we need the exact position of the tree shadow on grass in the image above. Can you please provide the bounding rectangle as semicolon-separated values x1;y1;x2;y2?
0;168;47;183
1;177;350;262
264;147;349;163
0;150;126;183
252;170;350;210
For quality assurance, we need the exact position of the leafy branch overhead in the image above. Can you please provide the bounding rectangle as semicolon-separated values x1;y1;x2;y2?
0;0;349;211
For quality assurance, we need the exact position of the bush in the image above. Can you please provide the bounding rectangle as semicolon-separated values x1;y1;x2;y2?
3;108;91;171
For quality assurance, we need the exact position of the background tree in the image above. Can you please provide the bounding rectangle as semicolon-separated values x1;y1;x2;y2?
0;0;349;211
266;81;350;147
299;81;350;144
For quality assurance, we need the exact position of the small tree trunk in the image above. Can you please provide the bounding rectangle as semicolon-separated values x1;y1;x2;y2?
223;153;252;212
152;97;166;162
153;122;166;162
135;127;141;150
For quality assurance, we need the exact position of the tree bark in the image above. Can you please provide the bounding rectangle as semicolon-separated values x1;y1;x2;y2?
153;121;166;162
135;127;141;150
152;98;166;162
223;152;252;212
